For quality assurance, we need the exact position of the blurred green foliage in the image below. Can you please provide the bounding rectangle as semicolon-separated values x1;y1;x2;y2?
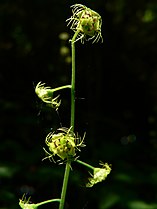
0;0;157;208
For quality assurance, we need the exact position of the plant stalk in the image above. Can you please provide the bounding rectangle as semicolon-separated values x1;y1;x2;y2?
59;31;79;209
58;163;71;209
76;159;95;170
37;199;61;207
70;31;79;129
50;85;71;92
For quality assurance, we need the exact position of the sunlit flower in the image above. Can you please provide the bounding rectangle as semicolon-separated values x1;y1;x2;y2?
43;127;86;162
19;194;38;209
86;162;111;187
35;82;61;110
67;4;103;43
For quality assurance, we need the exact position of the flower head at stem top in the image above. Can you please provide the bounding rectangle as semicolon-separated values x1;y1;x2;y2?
86;162;111;187
66;4;103;43
35;82;61;110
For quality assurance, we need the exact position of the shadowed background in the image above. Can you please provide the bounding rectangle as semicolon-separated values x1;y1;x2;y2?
0;0;157;208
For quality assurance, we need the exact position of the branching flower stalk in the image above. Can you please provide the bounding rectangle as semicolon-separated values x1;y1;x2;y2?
59;4;104;208
19;4;111;209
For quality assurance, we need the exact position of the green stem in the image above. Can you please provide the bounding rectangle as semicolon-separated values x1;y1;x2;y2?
51;85;71;92
59;31;79;209
75;159;95;170
70;30;79;130
36;199;61;207
58;163;71;209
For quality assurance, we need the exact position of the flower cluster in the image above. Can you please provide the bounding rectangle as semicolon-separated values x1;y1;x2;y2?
86;162;111;187
35;82;61;110
43;127;85;162
67;4;103;43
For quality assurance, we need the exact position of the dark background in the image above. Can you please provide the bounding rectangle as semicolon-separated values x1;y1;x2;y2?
1;0;157;208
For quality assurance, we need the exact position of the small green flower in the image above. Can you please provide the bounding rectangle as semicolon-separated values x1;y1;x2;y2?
35;82;61;110
67;4;103;43
86;162;111;187
19;194;61;208
19;194;38;209
43;127;85;162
